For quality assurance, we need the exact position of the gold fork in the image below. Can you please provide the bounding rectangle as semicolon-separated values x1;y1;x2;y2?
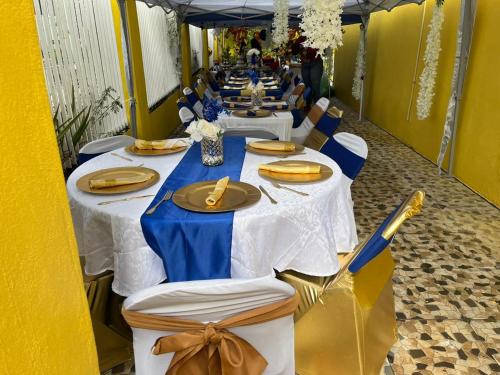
98;194;155;206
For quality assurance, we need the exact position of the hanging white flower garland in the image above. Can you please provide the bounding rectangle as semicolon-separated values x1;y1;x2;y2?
299;0;345;59
352;26;365;100
272;0;289;46
416;1;445;120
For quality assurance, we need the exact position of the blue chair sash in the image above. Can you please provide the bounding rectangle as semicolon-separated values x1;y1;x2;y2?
319;137;366;180
78;152;103;165
140;137;246;282
316;113;342;137
348;205;400;273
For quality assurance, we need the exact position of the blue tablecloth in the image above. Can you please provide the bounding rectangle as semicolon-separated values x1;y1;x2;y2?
140;137;246;282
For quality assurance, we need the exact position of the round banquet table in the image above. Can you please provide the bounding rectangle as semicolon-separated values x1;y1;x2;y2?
67;138;359;296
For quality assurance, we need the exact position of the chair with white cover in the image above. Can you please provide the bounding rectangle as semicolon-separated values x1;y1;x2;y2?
178;107;196;128
183;87;204;119
291;97;329;144
122;276;298;375
78;135;135;164
286;83;305;109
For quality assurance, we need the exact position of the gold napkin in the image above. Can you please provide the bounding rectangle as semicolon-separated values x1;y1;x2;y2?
205;176;230;206
249;141;295;152
259;163;321;174
89;172;155;189
135;139;187;150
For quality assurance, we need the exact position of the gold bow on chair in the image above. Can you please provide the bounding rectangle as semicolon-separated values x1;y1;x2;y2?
122;293;299;375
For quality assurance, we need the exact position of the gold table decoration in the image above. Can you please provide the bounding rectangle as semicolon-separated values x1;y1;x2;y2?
77;167;160;195
245;141;305;157
258;160;333;184
125;144;187;156
232;109;272;118
173;180;261;213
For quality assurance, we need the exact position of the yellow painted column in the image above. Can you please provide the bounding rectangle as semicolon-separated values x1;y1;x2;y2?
0;1;99;374
214;35;219;63
202;28;209;69
121;0;151;139
181;23;192;87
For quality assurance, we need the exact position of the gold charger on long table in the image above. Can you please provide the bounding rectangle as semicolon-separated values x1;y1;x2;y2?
173;180;261;213
76;167;160;195
258;160;333;184
125;144;187;156
232;109;272;118
246;141;305;157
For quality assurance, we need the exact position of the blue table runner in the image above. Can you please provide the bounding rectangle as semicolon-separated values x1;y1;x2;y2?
140;137;246;282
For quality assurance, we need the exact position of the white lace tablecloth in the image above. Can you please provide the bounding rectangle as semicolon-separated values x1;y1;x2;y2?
217;112;293;141
67;139;358;296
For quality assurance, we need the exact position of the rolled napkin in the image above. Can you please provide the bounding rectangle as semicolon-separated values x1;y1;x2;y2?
249;141;295;152
135;139;188;150
205;176;230;206
90;171;155;189
259;163;321;174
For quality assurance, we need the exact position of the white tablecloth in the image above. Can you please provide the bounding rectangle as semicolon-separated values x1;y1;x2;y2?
217;112;293;141
67;139;358;296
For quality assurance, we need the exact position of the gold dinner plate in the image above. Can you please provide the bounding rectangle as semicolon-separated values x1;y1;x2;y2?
258;160;333;184
224;85;246;90
76;167;160;195
125;144;187;156
232;109;272;118
173;180;261;213
246;141;305;157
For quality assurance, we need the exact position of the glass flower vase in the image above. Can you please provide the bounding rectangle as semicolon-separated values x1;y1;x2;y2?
251;90;263;107
201;136;224;166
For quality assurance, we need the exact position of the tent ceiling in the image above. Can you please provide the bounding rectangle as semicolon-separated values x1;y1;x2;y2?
139;0;425;27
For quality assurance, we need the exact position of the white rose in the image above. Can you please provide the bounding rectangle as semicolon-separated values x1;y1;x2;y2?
185;121;203;142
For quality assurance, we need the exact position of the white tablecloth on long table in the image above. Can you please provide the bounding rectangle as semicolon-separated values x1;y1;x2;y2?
217;112;293;141
67;139;358;296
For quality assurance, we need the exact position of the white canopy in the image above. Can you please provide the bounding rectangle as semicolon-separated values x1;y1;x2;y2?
139;0;425;27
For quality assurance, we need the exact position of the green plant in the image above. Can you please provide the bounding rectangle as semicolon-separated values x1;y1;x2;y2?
54;86;123;148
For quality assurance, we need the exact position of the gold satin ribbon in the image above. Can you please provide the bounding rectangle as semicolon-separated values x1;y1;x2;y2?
122;292;299;375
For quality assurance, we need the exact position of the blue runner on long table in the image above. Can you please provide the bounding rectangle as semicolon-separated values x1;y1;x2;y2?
141;137;246;282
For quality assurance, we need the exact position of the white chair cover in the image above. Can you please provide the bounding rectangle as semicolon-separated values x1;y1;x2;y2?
333;132;368;254
124;276;296;375
183;87;204;119
291;97;330;144
178;107;195;127
79;135;135;155
287;83;305;108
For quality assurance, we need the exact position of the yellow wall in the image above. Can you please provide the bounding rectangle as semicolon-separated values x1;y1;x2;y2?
0;1;99;373
112;0;181;140
334;0;500;206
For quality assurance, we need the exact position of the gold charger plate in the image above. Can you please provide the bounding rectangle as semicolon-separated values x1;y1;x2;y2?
173;180;261;213
258;160;333;184
125;144;187;156
76;167;160;195
232;109;272;118
261;97;282;103
246;141;305;157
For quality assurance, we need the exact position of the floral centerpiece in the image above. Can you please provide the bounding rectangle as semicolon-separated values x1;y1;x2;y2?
186;99;226;166
246;71;264;106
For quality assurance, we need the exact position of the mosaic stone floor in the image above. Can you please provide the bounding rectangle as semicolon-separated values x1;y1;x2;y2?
333;99;500;375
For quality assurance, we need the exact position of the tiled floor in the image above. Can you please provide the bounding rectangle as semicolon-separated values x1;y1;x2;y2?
335;99;500;375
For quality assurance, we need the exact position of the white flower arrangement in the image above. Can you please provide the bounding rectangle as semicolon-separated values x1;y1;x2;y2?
352;27;365;100
272;0;289;47
299;0;345;59
416;2;445;120
186;119;223;142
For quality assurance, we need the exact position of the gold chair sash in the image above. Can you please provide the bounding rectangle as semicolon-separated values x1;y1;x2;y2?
122;292;299;375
